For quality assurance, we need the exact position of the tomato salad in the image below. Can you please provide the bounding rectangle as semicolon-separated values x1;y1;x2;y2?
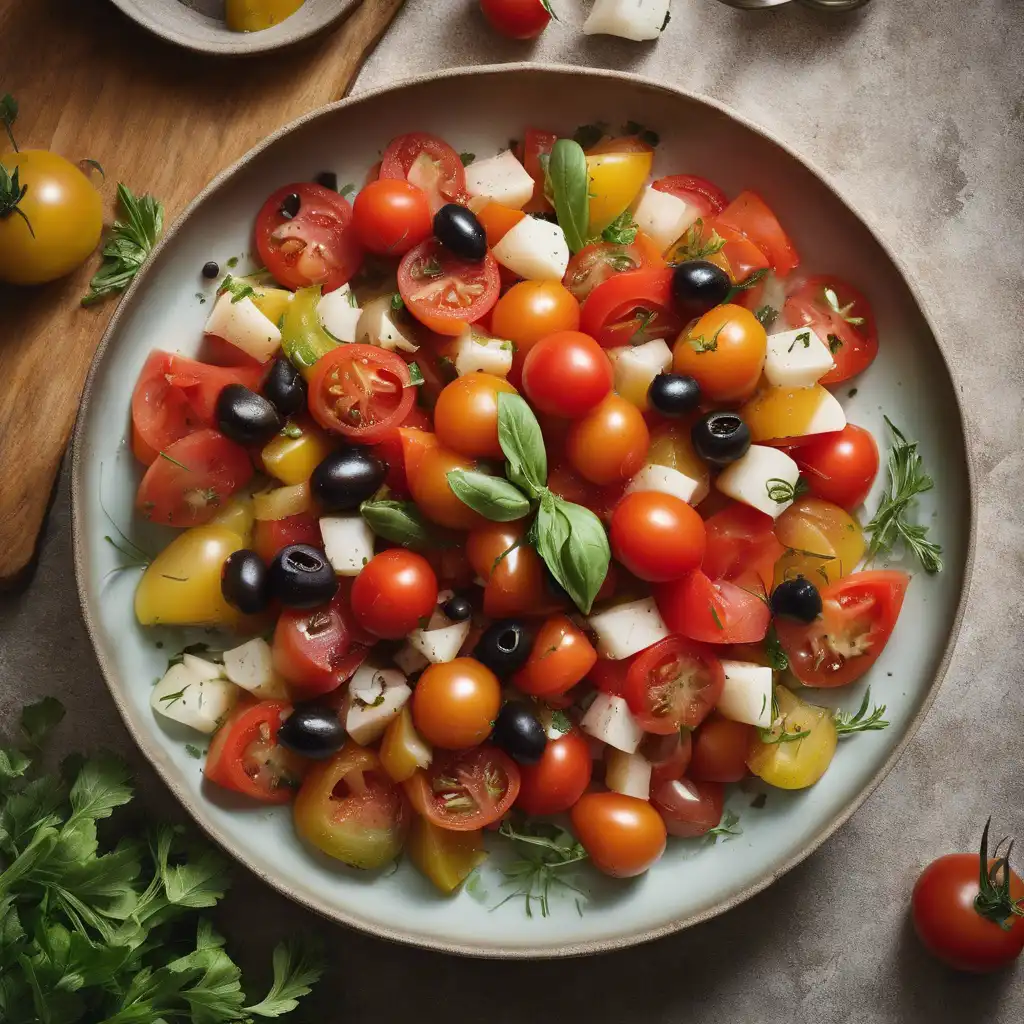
134;125;938;902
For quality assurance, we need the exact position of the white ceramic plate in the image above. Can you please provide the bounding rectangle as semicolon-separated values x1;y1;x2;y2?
72;65;974;958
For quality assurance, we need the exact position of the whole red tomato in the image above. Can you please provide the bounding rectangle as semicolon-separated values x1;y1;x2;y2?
479;0;552;40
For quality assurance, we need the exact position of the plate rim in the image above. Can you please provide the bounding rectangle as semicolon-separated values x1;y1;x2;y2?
70;61;978;959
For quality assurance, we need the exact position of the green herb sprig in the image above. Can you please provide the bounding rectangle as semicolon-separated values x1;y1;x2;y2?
834;687;890;736
494;818;588;919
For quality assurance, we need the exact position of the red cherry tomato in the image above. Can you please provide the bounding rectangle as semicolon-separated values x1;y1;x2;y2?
563;234;665;303
689;713;754;783
253;512;323;564
570;792;667;878
715;191;799;277
512;614;598;697
352;179;432;256
521;331;612;418
640;731;693;787
610;491;706;582
652;778;725;838
351;549;439;639
520;127;557;213
479;0;552;39
379;132;468;212
466;520;554;619
587;655;634;697
794;424;880;510
255;182;362;292
655;569;771;645
701;502;784;594
652;174;728;219
579;269;681;349
515;730;592;816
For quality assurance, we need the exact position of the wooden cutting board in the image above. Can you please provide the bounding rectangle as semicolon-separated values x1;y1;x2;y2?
0;0;405;586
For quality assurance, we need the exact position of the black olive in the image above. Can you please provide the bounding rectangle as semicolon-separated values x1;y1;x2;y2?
691;411;751;466
671;260;731;318
310;447;387;512
263;357;308;417
314;171;338;192
648;373;701;417
279;192;301;220
201;260;219;280
771;577;823;623
220;550;269;614
268;545;338;608
474;619;534;676
433;203;487;261
441;593;473;623
278;703;345;759
215;383;284;446
492;703;547;765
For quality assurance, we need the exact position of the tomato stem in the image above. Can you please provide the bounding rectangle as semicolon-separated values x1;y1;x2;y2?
974;817;1024;930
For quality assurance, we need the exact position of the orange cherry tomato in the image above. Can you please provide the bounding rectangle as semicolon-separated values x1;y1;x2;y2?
491;281;582;384
565;393;649;485
512;614;598;697
672;304;767;403
400;430;490;531
610;491;706;582
466;520;553;618
570;792;667;878
433;373;517;459
412;657;501;749
689;713;755;783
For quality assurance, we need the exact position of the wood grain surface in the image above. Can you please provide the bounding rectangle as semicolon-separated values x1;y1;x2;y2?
0;0;404;585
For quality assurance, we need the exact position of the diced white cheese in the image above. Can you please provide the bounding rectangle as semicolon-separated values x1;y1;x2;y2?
453;330;514;377
764;327;835;388
426;590;455;630
318;284;362;344
344;680;412;745
606;748;652;800
356;297;418;353
182;654;224;683
222;639;289;700
393;643;430;676
581;694;644;753
536;704;577;742
349;662;405;704
716;444;801;519
803;387;847;435
630;185;699;253
583;0;672;41
408;620;473;664
626;463;707;506
613;339;673;410
151;664;240;735
717;660;774;729
320;516;375;577
492;216;570;281
464;151;535;211
588;597;670;660
204;292;281;363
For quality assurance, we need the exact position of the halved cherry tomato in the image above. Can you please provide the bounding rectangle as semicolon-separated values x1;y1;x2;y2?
689;713;754;783
521;331;612;419
795;423;880;510
624;636;724;734
570;792;667;877
379;132;468;212
412;657;501;749
136;429;253;528
652;778;725;838
672;304;767;404
475;201;526;248
565;393;649;486
715;191;799;277
433;373;517;458
205;700;306;804
515;729;592;815
513;614;598;697
640;730;693;786
784;275;878;384
398;239;500;336
351;549;438;640
405;746;520;831
656;569;771;645
610;491;706;583
773;495;864;588
401;430;490;531
775;569;909;687
520;128;557;213
580;268;681;349
563;234;665;303
307;344;415;442
466;520;553;618
253;512;323;563
479;0;551;38
670;221;770;284
652;174;728;219
702;502;784;594
255;183;362;292
352;178;433;256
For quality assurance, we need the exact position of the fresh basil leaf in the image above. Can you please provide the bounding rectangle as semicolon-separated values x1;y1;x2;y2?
497;393;547;497
360;499;435;549
547;138;590;254
533;496;610;614
446;470;530;522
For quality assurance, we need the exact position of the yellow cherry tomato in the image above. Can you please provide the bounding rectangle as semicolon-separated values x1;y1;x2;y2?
0;150;102;286
208;494;255;546
746;685;838;790
645;423;710;504
774;496;865;588
407;817;487;894
225;0;304;32
261;422;333;485
586;143;653;235
738;384;842;444
672;304;766;404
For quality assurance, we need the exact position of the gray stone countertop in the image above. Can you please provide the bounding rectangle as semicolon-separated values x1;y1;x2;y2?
2;0;1023;1020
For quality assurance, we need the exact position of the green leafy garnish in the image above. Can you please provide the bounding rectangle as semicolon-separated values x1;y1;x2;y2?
279;420;303;439
546;139;590;254
390;290;405;313
834;687;890;736
671;218;725;262
218;274;257;304
725;268;769;301
360;498;437;550
823;286;865;325
764;626;789;672
548;709;572;735
706;810;742;843
445;469;532;523
787;330;811;352
459;152;475;166
406;360;424;386
600;210;637;246
754;305;779;328
828;332;844;353
1;92;18;151
539;0;557;18
766;477;798;503
494;818;588;918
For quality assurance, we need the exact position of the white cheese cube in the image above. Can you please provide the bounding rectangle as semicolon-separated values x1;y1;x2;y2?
321;516;375;577
408;620;473;664
464;151;536;211
182;654;224;683
318;284;362;344
764;327;835;388
204;292;281;363
626;463;708;506
222;639;288;700
717;660;774;728
492;217;570;281
606;749;652;800
151;664;240;735
356;300;418;353
630;185;699;253
393;643;430;676
454;330;514;377
613;339;673;409
716;444;801;519
583;0;672;41
349;663;405;704
344;681;412;745
581;694;644;753
426;590;455;630
587;597;670;660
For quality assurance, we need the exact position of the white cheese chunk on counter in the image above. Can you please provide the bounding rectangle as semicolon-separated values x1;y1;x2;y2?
151;664;240;734
453;330;514;377
764;327;835;388
630;185;699;253
625;463;707;506
222;639;289;700
717;660;774;728
492;216;570;281
606;749;652;800
204;292;281;363
464;150;535;210
716;444;801;519
581;694;644;753
317;284;362;344
612;339;673;409
321;516;375;577
583;0;671;41
587;597;670;660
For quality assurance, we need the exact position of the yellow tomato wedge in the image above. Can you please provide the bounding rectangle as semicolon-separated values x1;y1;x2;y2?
208;494;255;547
261;423;333;485
747;685;838;790
225;0;304;32
586;147;653;235
645;424;711;503
774;496;865;587
253;481;312;522
739;384;847;444
380;707;432;783
408;817;487;895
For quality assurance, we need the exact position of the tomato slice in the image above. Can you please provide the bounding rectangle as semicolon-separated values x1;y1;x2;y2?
579;268;682;349
404;746;520;831
205;700;306;804
775;569;909;687
135;429;253;528
255;182;362;292
397;239;500;337
652;778;725;838
307;343;415;442
624;636;724;734
380;132;468;212
652;174;728;219
163;355;264;427
253;512;323;563
520;127;558;213
655;569;771;645
715;191;799;277
563;234;665;303
784;275;878;384
702;502;784;595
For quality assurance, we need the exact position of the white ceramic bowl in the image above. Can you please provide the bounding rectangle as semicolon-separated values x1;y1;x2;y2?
72;64;974;958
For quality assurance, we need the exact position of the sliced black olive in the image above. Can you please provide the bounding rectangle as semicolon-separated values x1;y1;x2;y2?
771;578;823;623
201;260;219;280
268;544;338;609
441;593;473;623
279;703;345;759
671;260;731;318
314;171;338;192
263;357;308;417
220;549;269;614
691;410;751;466
310;447;387;512
280;192;301;220
433;203;487;261
648;373;701;417
474;619;534;676
492;703;547;765
215;383;283;446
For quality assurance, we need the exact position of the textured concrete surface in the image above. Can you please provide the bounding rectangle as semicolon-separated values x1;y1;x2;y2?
3;0;1024;1020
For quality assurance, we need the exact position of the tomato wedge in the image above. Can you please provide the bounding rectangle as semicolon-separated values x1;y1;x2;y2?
715;191;799;277
380;132;468;212
253;512;323;564
775;569;909;687
702;502;784;595
563;234;665;303
520;127;558;213
307;344;415;442
656;569;771;645
652;174;728;219
579;268;682;349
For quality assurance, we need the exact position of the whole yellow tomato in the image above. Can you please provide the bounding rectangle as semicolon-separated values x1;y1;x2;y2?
225;0;305;31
